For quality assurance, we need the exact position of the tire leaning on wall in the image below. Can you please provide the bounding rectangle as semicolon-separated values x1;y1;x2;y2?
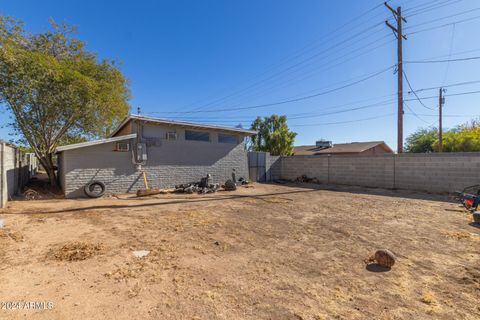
84;181;106;198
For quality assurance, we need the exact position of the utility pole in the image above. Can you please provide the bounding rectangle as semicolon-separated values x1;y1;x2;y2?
438;88;445;152
385;2;407;153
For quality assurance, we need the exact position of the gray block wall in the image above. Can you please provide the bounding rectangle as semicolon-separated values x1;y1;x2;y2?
275;153;480;194
394;153;480;193
328;155;394;189
281;155;329;182
61;130;249;198
266;154;281;181
1;143;37;208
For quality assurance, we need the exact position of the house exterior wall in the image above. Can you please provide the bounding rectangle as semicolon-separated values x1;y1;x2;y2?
362;145;390;155
60;125;249;198
115;122;132;136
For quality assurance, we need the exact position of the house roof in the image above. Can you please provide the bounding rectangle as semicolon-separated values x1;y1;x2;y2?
110;114;257;137
293;141;393;155
56;134;137;152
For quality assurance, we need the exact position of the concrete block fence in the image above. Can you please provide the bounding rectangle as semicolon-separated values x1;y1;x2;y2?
263;152;480;194
0;142;38;208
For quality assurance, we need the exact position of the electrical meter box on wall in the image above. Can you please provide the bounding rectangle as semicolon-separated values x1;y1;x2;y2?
136;143;147;162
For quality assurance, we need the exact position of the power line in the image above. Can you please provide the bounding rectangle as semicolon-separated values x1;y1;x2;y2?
409;113;480;118
147;0;480;131
444;89;480;98
404;0;458;14
403;70;434;110
150;81;480;124
409;80;480;93
187;22;388;112
405;56;480;64
405;7;480;30
158;110;480;126
175;1;479;116
407;47;480;63
403;101;431;123
180;2;388;111
164;88;480;123
289;113;396;127
154;75;480;121
407;15;480;36
442;23;456;86
406;0;464;17
154;94;398;122
183;5;391;112
214;37;394;109
159;99;396;123
180;1;412;110
153;66;395;114
405;89;480;101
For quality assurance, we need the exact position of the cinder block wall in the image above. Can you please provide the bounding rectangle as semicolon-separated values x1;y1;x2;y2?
280;155;329;182
266;154;282;181
329;155;394;189
1;143;36;208
0;143;6;208
276;153;480;193
1;144;18;208
394;153;480;193
61;138;250;198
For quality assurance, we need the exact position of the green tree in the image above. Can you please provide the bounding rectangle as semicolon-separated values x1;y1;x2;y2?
249;115;297;156
405;119;480;153
0;17;130;186
405;128;437;153
433;120;480;152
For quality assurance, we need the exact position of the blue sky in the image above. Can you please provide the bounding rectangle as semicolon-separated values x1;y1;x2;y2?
1;0;480;149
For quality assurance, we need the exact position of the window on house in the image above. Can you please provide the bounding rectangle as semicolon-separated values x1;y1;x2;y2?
218;133;238;144
166;132;177;140
185;130;210;142
116;142;130;151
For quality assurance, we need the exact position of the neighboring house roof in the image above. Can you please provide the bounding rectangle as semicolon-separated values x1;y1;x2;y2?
110;114;257;137
56;134;137;152
293;141;393;155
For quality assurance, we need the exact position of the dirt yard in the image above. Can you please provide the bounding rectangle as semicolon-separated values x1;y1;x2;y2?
0;183;479;319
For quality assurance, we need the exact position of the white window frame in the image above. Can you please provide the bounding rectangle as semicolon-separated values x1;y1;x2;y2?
166;132;177;140
116;142;130;152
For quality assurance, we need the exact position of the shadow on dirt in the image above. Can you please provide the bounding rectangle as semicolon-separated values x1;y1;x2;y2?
4;182;459;216
468;222;480;229
366;264;391;273
4;188;321;215
272;182;455;204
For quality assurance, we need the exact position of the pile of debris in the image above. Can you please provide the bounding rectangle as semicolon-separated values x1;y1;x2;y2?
21;176;63;200
223;179;237;191
138;172;251;196
50;241;105;261
175;174;220;194
294;175;320;184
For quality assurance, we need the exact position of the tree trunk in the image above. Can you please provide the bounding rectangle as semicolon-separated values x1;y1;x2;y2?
39;153;58;188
